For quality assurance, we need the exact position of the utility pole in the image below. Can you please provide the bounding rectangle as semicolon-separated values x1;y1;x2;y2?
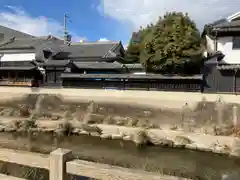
63;14;71;44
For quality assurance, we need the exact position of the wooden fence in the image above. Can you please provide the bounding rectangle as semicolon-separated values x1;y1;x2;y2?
0;148;189;180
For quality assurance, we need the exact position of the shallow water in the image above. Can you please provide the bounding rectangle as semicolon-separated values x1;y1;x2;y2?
0;132;240;180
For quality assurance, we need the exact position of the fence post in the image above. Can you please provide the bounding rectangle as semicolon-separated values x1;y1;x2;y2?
233;105;239;126
49;148;72;180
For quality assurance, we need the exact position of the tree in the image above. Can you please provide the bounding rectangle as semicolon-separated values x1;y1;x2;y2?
125;25;153;63
140;12;203;74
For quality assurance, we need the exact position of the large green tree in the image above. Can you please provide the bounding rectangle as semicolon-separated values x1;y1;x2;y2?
140;12;203;73
125;25;153;63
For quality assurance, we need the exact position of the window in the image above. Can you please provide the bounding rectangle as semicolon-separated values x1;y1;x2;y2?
46;72;55;82
232;36;240;49
55;71;62;82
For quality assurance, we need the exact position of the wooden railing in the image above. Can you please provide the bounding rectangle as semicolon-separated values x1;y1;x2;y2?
0;148;190;180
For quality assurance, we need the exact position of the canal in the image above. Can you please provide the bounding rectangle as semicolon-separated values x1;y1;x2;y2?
0;132;239;180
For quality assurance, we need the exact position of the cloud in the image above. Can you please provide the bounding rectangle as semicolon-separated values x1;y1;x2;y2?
98;38;110;41
100;0;240;31
0;6;63;37
0;6;84;41
71;36;88;42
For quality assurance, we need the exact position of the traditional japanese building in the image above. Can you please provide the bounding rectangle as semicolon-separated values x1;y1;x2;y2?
0;25;204;92
42;41;126;86
0;35;62;87
202;11;240;93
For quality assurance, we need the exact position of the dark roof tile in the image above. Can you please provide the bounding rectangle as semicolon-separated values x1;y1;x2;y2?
0;25;35;41
213;20;240;32
72;61;124;69
0;37;45;49
56;41;121;59
68;57;117;62
125;63;143;69
0;66;36;71
0;36;62;50
217;64;240;70
43;60;70;66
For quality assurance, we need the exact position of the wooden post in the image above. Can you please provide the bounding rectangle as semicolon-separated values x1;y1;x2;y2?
234;69;237;94
233;105;238;126
217;100;224;125
49;148;72;180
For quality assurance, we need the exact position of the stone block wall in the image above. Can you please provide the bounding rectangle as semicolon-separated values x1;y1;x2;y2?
0;87;239;136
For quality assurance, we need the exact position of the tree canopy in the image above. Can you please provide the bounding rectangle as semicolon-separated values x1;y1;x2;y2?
126;12;204;74
124;24;153;63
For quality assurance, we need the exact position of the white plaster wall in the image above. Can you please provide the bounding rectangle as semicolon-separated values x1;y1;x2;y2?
217;36;240;64
0;53;35;62
205;35;215;53
205;35;240;64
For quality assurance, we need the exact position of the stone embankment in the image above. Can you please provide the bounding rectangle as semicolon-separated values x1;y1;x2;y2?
0;87;239;157
0;117;239;157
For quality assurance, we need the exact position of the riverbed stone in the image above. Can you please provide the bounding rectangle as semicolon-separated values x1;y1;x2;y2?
213;144;231;155
230;138;240;156
132;129;149;145
0;125;5;132
100;134;111;139
79;130;89;135
186;143;213;152
174;135;193;146
44;128;54;132
4;127;15;132
72;128;80;134
123;135;131;141
80;124;102;135
112;134;124;140
148;132;174;146
159;139;174;147
90;132;100;137
222;173;240;180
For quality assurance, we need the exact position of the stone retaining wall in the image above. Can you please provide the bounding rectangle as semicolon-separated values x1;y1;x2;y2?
0;87;239;156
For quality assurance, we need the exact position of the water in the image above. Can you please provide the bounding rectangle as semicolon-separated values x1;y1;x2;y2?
0;132;240;180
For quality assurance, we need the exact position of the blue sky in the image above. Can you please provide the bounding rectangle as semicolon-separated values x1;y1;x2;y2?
0;0;133;45
0;0;239;46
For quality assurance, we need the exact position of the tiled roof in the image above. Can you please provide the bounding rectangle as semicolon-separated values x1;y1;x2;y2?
60;73;203;80
56;41;122;59
217;64;240;70
0;25;35;41
124;63;143;69
0;37;46;49
43;60;70;66
213;20;240;32
0;36;62;50
0;66;36;70
67;57;116;62
72;61;125;70
214;20;240;28
202;19;231;37
211;19;228;26
204;51;225;64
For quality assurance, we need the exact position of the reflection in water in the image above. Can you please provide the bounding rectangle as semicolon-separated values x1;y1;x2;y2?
2;132;240;180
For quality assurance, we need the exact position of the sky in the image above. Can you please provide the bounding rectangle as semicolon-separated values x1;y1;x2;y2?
0;0;240;45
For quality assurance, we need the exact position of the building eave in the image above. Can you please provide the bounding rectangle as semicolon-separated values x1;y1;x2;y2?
227;11;240;22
